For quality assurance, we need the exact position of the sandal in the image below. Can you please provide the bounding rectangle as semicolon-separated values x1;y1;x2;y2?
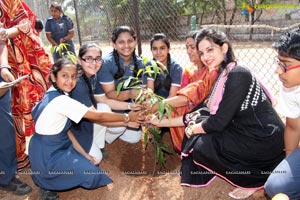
228;188;257;199
39;188;59;200
0;177;32;195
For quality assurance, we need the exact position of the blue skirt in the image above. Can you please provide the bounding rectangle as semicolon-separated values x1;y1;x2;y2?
28;131;112;190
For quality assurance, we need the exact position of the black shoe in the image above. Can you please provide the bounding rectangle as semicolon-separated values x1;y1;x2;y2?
0;177;32;195
39;188;59;200
101;148;109;158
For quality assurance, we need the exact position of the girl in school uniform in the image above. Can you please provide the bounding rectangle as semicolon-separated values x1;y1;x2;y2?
28;58;141;199
144;33;183;99
97;25;145;143
71;42;142;161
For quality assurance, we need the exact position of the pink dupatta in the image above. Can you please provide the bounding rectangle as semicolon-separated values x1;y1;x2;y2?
207;62;274;115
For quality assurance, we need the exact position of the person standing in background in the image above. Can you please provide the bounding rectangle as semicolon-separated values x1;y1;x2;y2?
45;1;76;62
0;0;52;171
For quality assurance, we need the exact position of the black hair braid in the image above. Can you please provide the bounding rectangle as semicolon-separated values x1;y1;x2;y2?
165;53;172;90
131;51;139;77
154;54;171;92
153;58;161;91
82;73;97;108
113;49;125;79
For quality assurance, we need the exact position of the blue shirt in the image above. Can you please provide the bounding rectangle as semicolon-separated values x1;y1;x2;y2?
45;15;74;45
143;59;182;98
98;51;145;88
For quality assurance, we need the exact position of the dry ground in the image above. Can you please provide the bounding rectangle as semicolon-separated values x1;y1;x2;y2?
1;132;269;200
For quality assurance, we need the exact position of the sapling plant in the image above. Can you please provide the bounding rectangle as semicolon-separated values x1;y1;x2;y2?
116;58;176;175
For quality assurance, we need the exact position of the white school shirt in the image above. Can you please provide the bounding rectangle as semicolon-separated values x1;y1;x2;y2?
277;85;300;118
35;91;89;135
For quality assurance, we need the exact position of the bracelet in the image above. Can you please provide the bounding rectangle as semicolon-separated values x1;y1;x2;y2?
127;103;131;110
0;64;11;70
124;113;130;124
185;126;193;137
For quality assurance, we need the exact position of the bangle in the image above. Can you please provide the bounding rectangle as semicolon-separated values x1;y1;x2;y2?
124;113;130;124
127;103;131;110
185;126;194;137
0;64;11;70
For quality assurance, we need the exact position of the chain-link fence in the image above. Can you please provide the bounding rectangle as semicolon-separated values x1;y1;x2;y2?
25;0;300;103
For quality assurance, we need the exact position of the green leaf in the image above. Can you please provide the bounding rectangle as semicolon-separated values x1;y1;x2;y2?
138;95;145;104
157;102;165;120
143;57;149;65
116;82;124;95
143;131;148;148
135;88;143;102
123;77;132;89
165;107;171;119
159;150;166;167
137;68;144;77
160;145;173;154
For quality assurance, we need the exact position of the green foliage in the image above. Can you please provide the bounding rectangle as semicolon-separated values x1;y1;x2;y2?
116;58;175;174
51;43;77;63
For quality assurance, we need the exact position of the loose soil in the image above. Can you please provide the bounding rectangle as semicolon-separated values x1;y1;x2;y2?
1;132;269;200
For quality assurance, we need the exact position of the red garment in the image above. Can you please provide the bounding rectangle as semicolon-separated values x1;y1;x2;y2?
170;66;218;153
0;0;52;170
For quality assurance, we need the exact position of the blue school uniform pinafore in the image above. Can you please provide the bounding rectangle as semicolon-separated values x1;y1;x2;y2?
28;91;112;190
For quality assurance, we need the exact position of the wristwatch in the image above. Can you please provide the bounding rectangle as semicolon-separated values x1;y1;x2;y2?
127;103;131;110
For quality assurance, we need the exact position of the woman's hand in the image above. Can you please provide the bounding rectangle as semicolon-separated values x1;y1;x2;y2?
0;27;8;41
1;68;15;82
127;121;140;129
129;89;140;99
128;110;145;124
129;102;143;111
148;114;160;126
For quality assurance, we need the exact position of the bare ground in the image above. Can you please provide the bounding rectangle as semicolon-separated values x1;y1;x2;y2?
0;132;269;200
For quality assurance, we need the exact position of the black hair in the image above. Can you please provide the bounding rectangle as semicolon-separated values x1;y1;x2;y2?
35;19;44;31
150;33;171;93
50;1;62;12
195;29;235;70
49;58;78;95
50;1;68;18
111;26;139;79
272;28;300;60
185;30;199;40
78;42;102;108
